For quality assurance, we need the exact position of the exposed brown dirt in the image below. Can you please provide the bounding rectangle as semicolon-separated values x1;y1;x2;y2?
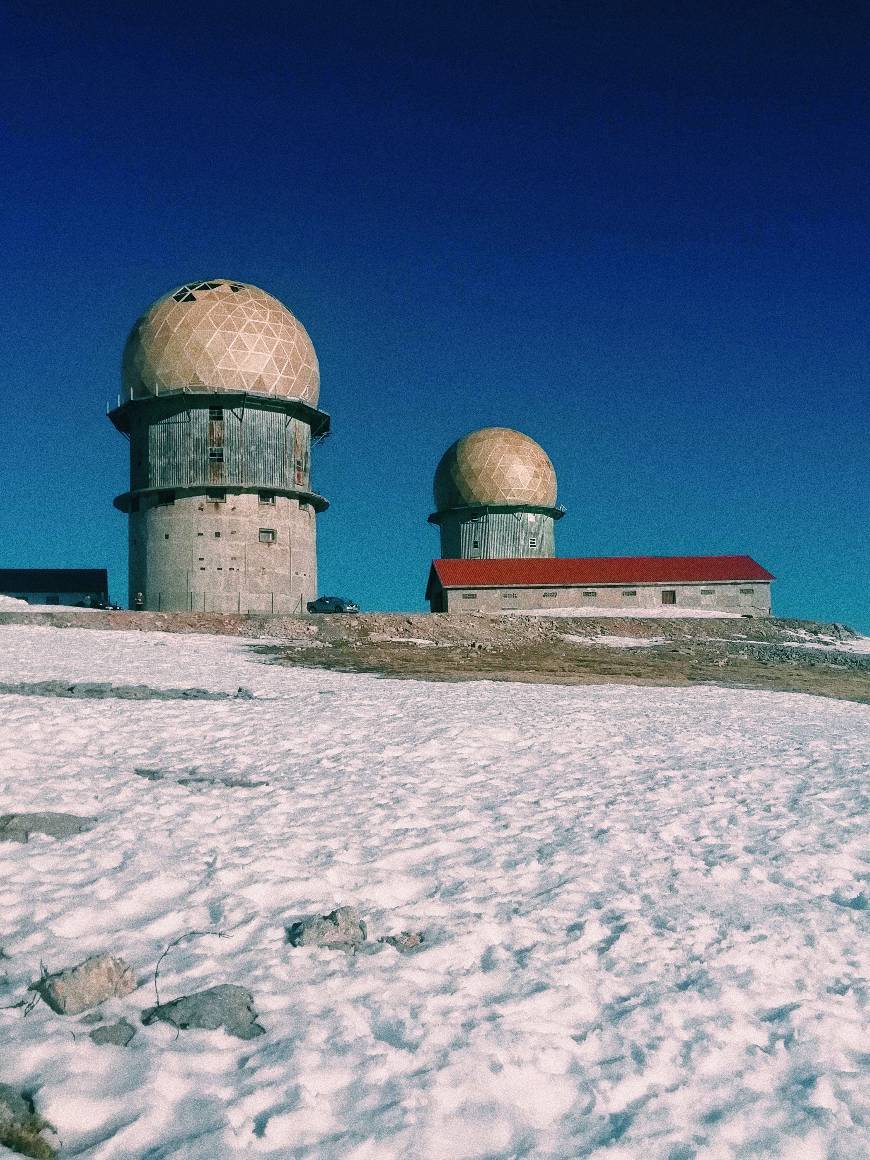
2;608;867;704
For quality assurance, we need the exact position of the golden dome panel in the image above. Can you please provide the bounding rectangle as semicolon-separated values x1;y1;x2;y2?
122;280;319;404
434;427;557;511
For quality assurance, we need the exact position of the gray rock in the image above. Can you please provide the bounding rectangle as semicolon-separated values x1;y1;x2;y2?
0;1083;58;1159
379;931;426;954
0;812;96;843
89;1018;137;1047
33;954;136;1015
141;984;264;1040
285;906;367;951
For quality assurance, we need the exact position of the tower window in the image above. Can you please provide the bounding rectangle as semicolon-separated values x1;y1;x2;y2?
214;531;221;538
582;590;597;598
208;447;224;462
206;488;226;502
156;490;175;505
700;588;714;595
208;407;224;421
259;492;276;505
471;539;480;549
739;588;754;595
259;528;277;543
501;592;518;600
542;591;557;598
622;589;637;597
461;592;477;600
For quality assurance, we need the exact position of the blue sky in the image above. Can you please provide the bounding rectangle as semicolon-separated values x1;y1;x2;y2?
1;1;868;628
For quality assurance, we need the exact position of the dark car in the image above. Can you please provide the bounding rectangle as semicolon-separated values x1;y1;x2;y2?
306;595;360;614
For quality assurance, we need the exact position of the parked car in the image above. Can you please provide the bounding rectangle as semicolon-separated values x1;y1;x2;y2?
307;595;360;614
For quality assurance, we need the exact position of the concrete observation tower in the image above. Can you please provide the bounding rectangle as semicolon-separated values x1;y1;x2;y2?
109;279;330;613
429;427;564;558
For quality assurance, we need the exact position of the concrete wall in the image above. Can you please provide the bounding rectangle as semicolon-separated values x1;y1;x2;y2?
440;582;772;616
0;591;103;607
437;509;556;559
129;491;317;613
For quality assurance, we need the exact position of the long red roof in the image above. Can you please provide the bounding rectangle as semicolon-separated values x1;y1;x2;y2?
428;555;774;591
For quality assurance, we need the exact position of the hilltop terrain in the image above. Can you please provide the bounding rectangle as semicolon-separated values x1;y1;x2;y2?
1;606;868;703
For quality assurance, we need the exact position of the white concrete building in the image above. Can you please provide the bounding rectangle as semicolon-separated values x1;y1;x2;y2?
426;556;774;614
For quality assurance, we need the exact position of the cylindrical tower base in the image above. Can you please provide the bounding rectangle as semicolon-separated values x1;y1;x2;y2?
127;491;317;613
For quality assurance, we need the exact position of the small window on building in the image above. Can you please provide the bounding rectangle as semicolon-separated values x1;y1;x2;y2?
259;492;276;505
582;590;597;598
208;447;224;462
461;592;477;600
622;589;637;597
206;488;226;502
700;588;714;595
164;533;169;540
739;588;754;595
208;407;224;421
471;539;480;549
501;592;518;600
156;490;175;505
542;591;557;598
214;531;221;538
529;537;537;548
662;590;677;605
259;528;277;543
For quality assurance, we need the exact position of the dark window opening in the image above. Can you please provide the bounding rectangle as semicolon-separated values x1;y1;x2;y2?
156;490;175;505
214;531;221;538
206;488;226;502
739;588;754;595
529;537;537;548
661;590;677;605
461;592;477;600
259;528;277;543
700;588;714;595
501;592;518;600
622;589;637;597
542;592;557;598
471;539;480;549
582;590;597;598
208;407;223;421
259;492;276;505
208;447;224;462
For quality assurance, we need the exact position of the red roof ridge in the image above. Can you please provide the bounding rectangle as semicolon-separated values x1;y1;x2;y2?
428;555;775;592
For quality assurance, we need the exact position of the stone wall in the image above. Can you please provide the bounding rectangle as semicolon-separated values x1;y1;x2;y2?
442;581;772;616
129;492;317;613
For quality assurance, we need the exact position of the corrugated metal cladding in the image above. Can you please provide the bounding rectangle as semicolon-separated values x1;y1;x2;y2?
440;511;556;559
137;409;311;491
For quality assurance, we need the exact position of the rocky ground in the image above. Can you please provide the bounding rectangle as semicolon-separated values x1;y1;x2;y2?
1;606;868;703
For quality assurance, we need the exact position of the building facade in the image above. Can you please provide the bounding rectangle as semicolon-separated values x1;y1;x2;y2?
0;568;109;607
109;280;329;613
426;557;775;615
429;428;564;559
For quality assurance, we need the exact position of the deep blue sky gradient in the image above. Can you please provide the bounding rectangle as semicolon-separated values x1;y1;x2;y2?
1;1;868;626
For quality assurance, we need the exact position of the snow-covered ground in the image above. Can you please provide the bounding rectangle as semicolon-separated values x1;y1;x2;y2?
0;624;868;1160
509;607;743;619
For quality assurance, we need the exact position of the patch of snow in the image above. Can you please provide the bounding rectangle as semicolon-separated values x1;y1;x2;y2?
560;634;665;648
782;636;870;655
0;594;29;609
370;634;439;646
0;624;867;1158
507;606;744;618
